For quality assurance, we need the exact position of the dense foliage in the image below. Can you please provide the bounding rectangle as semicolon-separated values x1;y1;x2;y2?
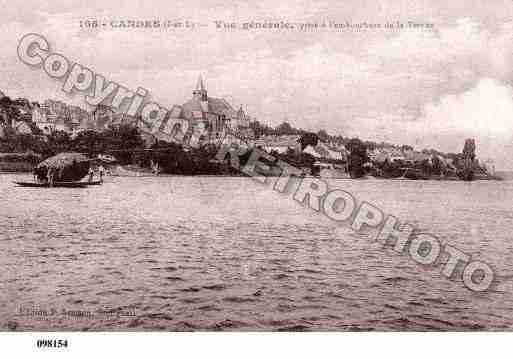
0;124;145;164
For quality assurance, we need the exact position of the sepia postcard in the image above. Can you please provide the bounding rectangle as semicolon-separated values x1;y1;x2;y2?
1;0;513;344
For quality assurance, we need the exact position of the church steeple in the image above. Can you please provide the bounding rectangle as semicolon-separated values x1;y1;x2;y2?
237;105;245;119
193;75;207;101
196;75;205;92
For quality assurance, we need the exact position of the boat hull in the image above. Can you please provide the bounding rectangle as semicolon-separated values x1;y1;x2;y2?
14;181;89;188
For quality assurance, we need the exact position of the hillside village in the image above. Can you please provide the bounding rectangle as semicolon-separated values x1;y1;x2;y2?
0;79;498;179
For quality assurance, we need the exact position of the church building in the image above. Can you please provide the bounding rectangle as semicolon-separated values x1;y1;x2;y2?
178;76;253;141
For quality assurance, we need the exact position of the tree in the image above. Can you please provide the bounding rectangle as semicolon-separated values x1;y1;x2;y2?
298;132;319;151
249;120;274;138
460;138;477;181
46;130;72;156
431;155;444;175
462;138;476;162
71;130;105;157
317;129;329;143
275;122;295;135
101;124;145;164
0;96;21;125
346;138;368;178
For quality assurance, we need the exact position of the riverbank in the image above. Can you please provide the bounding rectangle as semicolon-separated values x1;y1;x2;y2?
0;162;34;172
0;153;503;180
0;152;40;173
1;170;506;181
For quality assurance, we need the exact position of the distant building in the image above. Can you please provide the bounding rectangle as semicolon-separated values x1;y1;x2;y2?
93;105;115;130
254;134;301;154
32;104;55;134
303;142;346;161
369;148;422;164
54;118;72;133
31;99;91;135
13;120;32;135
68;105;90;129
482;159;496;175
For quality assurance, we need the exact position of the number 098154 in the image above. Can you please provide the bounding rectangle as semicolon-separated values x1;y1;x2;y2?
36;339;68;348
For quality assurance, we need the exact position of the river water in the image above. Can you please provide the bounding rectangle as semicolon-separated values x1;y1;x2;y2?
1;173;513;331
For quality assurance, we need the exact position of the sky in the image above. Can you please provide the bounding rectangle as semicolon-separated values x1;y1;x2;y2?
1;0;513;169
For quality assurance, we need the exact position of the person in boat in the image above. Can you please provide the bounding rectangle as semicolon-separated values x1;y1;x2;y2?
88;167;94;183
36;170;47;184
47;167;55;187
98;165;105;182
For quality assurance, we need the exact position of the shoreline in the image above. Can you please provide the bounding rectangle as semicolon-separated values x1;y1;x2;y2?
2;171;505;181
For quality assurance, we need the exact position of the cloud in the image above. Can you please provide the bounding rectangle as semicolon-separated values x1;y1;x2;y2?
405;78;513;168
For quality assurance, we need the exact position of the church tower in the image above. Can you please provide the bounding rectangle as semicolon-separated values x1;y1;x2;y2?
236;105;249;128
193;75;208;102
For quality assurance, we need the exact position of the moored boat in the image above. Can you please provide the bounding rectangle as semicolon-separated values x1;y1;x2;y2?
13;181;88;188
15;152;104;188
